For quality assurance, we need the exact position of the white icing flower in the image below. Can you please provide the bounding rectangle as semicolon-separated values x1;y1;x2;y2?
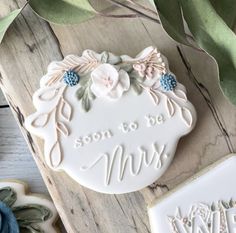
90;63;130;100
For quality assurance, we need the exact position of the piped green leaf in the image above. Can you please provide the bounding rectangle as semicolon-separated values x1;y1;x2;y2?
29;0;96;25
76;87;85;100
82;95;91;112
13;204;52;224
132;82;143;95
153;0;191;46
180;0;236;105
0;9;22;44
20;224;43;233
0;187;17;207
101;51;109;63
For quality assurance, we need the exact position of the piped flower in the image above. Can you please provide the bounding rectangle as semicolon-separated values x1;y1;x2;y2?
133;47;166;80
160;73;177;91
90;64;130;100
63;70;80;87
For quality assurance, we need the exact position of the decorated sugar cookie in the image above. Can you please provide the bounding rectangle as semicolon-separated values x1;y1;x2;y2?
148;155;236;233
25;47;196;194
0;180;58;233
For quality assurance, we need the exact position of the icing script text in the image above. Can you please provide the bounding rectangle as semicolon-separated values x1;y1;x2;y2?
74;114;165;148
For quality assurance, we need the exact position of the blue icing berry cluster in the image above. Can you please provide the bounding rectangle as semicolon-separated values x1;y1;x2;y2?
63;70;80;87
160;73;177;91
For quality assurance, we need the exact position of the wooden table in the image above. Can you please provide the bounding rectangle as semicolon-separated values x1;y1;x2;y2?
0;1;236;232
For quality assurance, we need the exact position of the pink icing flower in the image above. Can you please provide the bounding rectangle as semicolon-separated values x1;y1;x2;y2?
90;64;130;100
133;48;166;79
133;63;146;78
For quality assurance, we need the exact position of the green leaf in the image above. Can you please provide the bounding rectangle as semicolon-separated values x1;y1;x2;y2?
221;200;230;209
76;87;85;100
153;0;191;46
101;51;109;63
0;187;17;207
29;0;96;25
119;63;133;73
20;224;43;233
229;198;234;208
87;88;96;100
82;95;91;112
210;0;236;29
13;204;52;224
131;82;143;95
180;0;236;105
0;9;22;44
107;53;122;65
211;203;216;211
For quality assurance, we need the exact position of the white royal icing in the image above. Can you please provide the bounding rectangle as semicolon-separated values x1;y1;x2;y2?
25;47;196;194
148;155;236;233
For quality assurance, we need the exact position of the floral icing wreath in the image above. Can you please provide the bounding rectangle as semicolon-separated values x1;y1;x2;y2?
0;186;52;233
63;47;177;111
27;46;194;168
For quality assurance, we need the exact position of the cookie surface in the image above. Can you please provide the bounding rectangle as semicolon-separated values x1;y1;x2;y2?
25;47;196;194
148;155;236;233
0;180;58;233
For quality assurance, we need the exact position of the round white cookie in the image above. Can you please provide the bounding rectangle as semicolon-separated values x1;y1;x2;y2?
0;180;58;233
25;47;197;194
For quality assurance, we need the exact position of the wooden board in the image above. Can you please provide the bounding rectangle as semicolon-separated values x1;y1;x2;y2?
0;98;48;194
0;1;235;232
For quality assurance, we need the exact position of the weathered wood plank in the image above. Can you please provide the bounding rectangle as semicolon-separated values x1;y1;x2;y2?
0;0;236;232
0;107;48;194
0;90;7;105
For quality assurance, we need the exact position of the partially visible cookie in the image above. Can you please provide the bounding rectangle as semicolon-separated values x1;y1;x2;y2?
0;180;58;233
148;155;236;233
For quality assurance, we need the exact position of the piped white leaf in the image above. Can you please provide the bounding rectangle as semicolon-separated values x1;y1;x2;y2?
32;113;49;128
174;89;187;101
152;81;161;90
149;91;159;105
167;216;174;222
175;207;182;219
166;98;175;117
56;122;69;137
181;107;193;127
38;88;59;101
60;99;72;121
49;141;62;168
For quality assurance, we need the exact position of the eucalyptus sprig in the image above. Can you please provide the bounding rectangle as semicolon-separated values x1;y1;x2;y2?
0;0;156;44
152;0;236;105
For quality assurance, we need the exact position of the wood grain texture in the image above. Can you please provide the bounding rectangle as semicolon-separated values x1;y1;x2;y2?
0;105;48;194
0;90;7;105
0;1;236;232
